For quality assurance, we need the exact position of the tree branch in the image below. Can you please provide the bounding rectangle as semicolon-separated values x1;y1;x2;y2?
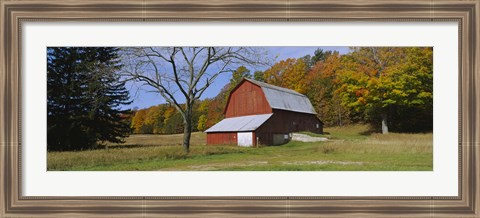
169;47;190;101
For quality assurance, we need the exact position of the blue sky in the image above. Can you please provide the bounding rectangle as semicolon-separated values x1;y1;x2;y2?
123;46;350;110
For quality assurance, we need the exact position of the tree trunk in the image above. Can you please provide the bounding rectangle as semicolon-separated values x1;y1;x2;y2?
182;118;192;153
338;108;342;126
381;113;389;134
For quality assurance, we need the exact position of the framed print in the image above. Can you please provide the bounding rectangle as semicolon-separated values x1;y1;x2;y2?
1;0;479;217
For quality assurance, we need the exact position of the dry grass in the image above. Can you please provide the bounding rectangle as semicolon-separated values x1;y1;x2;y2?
323;132;432;154
48;126;433;171
48;143;245;171
107;132;207;148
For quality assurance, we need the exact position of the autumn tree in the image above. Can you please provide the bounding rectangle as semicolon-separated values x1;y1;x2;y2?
263;58;309;94
143;106;166;134
197;115;208;131
123;47;264;152
197;98;211;115
196;99;213;131
131;109;147;133
304;51;351;126
47;47;131;151
163;109;184;134
336;47;433;133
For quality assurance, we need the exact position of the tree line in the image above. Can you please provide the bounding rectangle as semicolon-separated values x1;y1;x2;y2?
261;47;433;133
129;47;433;135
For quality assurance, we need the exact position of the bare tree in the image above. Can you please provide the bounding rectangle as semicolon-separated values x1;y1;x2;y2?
122;47;266;153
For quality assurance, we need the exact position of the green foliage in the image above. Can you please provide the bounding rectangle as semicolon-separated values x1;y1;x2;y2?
197;114;208;131
230;66;252;85
47;47;131;151
253;70;265;82
226;66;252;99
301;48;334;70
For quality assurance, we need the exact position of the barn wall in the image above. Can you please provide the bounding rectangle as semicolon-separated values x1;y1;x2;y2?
254;132;291;146
257;110;323;133
255;110;323;145
254;132;273;146
276;110;323;134
225;81;272;118
207;132;237;145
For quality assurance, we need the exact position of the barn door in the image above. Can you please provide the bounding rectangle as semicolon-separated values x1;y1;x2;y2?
237;132;253;147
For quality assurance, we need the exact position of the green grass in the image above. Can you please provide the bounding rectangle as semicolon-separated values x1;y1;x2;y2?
47;125;433;171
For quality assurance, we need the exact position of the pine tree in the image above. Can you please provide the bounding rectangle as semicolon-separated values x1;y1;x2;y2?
47;47;131;151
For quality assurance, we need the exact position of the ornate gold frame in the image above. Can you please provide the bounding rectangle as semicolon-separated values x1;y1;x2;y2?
1;0;479;217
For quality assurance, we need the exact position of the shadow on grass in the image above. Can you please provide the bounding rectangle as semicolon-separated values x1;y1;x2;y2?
359;129;377;136
101;144;180;149
358;126;433;135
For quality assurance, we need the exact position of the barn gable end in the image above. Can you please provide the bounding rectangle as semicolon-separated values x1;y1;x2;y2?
224;80;272;117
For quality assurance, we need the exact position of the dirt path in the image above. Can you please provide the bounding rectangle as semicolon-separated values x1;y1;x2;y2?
160;160;363;171
292;133;328;142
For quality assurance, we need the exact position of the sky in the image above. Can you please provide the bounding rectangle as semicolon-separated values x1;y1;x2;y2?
123;46;350;110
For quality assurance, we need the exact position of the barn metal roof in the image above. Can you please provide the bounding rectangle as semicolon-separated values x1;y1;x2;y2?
244;78;317;114
205;114;273;133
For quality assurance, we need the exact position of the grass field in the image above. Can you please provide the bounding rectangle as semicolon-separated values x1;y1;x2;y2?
47;125;433;171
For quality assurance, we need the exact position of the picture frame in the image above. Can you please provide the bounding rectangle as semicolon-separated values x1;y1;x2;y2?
1;0;479;216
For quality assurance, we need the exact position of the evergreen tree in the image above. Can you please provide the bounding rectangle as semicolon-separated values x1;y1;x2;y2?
47;47;131;151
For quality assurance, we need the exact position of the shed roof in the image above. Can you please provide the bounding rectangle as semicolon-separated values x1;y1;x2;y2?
244;78;317;114
205;114;273;133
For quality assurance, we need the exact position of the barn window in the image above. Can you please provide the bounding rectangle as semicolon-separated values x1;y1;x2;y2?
316;124;320;128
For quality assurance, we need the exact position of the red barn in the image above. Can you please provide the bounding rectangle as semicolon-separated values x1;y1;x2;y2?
205;78;323;147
